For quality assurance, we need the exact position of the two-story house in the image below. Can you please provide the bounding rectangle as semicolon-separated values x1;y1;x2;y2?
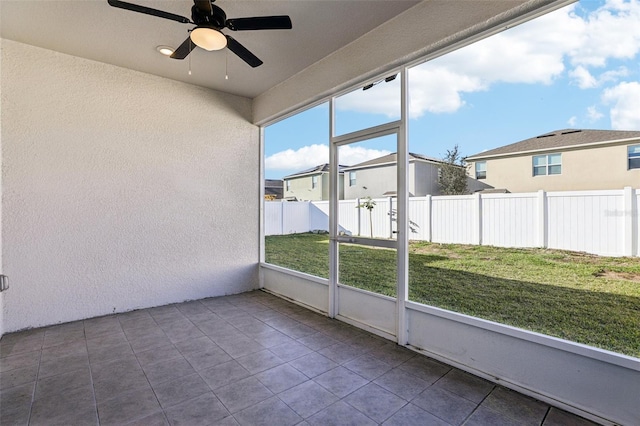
342;152;490;200
465;129;640;192
282;164;345;201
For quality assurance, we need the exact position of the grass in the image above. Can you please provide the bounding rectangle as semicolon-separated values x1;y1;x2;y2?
265;233;640;358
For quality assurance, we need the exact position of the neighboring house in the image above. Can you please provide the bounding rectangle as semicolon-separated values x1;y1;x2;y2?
465;129;640;192
342;152;490;200
283;164;345;201
264;179;283;200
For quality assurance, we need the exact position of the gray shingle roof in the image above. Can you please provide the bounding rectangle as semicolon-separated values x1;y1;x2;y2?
283;164;347;179
466;129;640;160
343;152;444;170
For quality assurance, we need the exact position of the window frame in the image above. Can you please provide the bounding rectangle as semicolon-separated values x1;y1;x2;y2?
533;153;562;176
628;144;640;170
312;175;319;189
349;171;356;187
475;161;487;179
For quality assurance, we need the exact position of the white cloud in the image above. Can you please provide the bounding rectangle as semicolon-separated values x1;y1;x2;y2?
602;81;640;129
568;116;578;126
587;105;604;121
265;144;391;172
336;0;640;118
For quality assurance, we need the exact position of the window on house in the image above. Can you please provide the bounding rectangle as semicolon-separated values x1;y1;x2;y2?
349;171;356;186
285;180;291;191
312;175;318;189
533;154;561;176
629;145;640;169
475;161;487;179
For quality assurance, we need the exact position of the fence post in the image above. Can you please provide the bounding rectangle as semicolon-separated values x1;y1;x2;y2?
537;190;547;248
426;195;432;242
356;198;361;236
473;192;482;245
280;201;285;235
623;187;634;256
389;196;394;239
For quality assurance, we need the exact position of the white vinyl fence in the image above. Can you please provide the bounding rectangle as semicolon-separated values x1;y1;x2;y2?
265;187;640;257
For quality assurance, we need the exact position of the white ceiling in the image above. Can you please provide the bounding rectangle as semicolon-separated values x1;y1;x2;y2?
0;0;421;99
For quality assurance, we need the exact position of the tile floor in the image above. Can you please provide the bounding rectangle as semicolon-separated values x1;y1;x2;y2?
1;290;599;425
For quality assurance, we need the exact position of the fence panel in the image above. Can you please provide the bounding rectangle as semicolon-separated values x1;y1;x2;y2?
547;190;624;256
408;196;429;241
281;202;311;234
338;199;359;236
264;202;283;236
431;195;475;244
482;193;538;248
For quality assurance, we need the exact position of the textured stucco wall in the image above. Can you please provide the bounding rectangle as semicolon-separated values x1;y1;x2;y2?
1;39;259;332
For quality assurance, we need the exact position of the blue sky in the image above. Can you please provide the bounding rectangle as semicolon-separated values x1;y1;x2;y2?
265;0;640;179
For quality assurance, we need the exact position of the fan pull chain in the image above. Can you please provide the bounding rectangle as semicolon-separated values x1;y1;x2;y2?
225;50;229;80
188;38;192;76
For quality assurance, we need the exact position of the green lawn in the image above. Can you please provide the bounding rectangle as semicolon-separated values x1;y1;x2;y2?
265;233;640;358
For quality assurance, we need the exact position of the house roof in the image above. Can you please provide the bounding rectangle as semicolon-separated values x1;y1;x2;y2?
283;164;346;179
466;129;640;161
342;152;444;171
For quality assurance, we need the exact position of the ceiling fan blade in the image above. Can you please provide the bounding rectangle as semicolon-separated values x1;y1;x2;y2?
193;0;213;15
226;36;263;68
170;37;196;60
226;16;292;31
107;0;191;24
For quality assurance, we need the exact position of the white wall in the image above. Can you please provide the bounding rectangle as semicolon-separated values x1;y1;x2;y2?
1;39;259;333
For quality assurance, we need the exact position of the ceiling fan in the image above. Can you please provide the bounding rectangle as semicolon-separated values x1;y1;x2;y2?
107;0;292;68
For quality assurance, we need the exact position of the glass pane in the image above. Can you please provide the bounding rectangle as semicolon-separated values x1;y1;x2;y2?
334;74;401;136
533;166;547;176
629;157;640;169
407;0;640;358
547;153;562;165
548;165;562;175
533;156;547;167
629;145;640;155
339;243;397;297
264;104;330;278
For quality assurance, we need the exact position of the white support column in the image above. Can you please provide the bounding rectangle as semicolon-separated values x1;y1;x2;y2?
397;67;409;346
328;100;338;318
623;186;634;257
259;126;265;289
473;192;482;246
426;195;432;242
537;190;547;248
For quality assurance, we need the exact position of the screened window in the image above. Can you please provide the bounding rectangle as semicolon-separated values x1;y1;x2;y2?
533;154;561;176
312;175;318;189
349;171;356;186
475;161;487;179
629;145;640;170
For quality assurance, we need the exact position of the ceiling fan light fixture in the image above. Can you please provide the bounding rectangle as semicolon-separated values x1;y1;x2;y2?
156;45;175;56
190;27;227;51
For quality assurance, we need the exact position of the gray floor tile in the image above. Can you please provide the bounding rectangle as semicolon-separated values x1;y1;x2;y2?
124;411;169;426
123;324;165;341
152;372;211;409
173;335;219;356
306;401;377;426
0;382;35;426
236;349;284;374
318;342;363;364
164;392;229;425
435;369;494;404
278;380;338;418
368;343;416;366
252;329;294;348
97;384;160;425
129;332;174;354
216;336;265;358
214;377;273;413
142;356;196;387
42;328;85;348
35;366;92;399
184;344;232;371
314;366;369;398
0;350;40;373
38;353;89;379
200;360;251;389
343;382;407;423
86;330;129;351
374;367;431;400
382;403;451;426
268;341;313;362
482;386;549;425
543;407;600;426
91;357;149;403
234;396;303;426
40;339;87;362
211;416;241;426
0;364;38;391
344;354;393;380
0;331;44;358
254;364;309;394
30;385;97;426
412;386;477;426
88;340;134;364
464;405;522;425
289;352;338;378
136;344;183;366
397;355;451;384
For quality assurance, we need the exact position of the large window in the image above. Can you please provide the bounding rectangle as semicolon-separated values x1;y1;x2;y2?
475;161;487;179
533;153;562;176
349;171;356;187
311;175;318;189
629;145;640;169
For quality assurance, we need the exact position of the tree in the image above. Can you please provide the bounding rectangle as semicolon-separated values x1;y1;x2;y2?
356;197;376;238
439;144;468;195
